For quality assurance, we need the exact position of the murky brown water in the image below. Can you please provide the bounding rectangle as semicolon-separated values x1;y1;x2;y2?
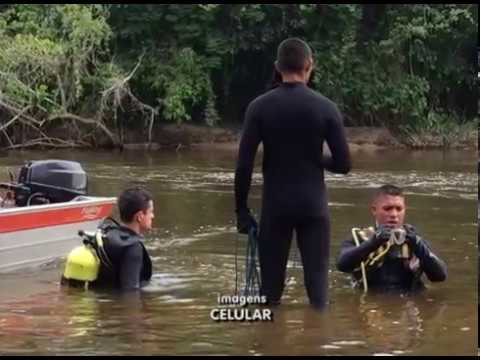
0;148;477;355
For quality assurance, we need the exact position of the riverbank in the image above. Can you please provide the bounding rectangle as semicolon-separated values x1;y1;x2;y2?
121;124;477;152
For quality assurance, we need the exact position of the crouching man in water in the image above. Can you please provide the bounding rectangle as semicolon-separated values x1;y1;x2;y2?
63;187;154;291
336;184;447;292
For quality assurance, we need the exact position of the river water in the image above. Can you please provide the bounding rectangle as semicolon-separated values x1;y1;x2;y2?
0;148;477;355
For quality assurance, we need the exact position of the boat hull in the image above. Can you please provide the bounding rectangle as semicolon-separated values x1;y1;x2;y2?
0;197;116;272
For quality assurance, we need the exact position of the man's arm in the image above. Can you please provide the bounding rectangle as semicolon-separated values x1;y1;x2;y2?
323;104;351;174
234;102;262;213
336;235;386;273
119;242;143;291
411;237;447;282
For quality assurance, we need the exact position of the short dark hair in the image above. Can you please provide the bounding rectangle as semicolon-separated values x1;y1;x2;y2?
276;37;313;73
372;184;404;202
118;187;153;223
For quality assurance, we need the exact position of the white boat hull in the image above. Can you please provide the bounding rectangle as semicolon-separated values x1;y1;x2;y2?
0;197;116;272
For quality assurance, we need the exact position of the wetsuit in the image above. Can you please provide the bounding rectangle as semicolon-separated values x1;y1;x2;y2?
336;228;447;292
234;81;351;308
91;223;152;291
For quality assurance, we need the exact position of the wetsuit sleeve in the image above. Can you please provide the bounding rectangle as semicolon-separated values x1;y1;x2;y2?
336;235;384;273
234;102;261;212
119;242;143;290
323;104;351;174
412;237;447;282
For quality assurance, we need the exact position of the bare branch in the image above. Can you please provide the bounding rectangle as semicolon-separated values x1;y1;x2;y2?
0;105;31;132
101;52;145;98
48;112;117;145
99;52;158;145
5;136;84;150
1;129;14;148
0;97;42;126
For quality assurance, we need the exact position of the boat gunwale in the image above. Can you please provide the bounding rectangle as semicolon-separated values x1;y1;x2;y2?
0;196;117;217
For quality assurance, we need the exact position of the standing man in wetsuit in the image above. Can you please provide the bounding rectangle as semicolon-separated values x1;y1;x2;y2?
234;38;351;309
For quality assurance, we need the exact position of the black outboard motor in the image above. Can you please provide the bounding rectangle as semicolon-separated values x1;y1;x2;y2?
2;160;88;206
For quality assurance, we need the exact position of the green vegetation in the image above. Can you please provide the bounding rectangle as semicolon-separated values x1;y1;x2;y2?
0;5;477;149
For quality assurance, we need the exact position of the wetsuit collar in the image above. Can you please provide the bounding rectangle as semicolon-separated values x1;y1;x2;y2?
281;81;307;87
118;224;144;239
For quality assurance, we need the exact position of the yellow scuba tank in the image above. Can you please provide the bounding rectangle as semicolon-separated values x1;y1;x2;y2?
63;244;100;282
62;230;104;285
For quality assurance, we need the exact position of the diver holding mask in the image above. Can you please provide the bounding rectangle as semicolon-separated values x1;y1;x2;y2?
336;184;447;292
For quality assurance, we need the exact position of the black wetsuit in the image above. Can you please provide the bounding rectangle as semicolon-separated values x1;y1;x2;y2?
234;81;351;308
91;225;152;291
336;230;447;292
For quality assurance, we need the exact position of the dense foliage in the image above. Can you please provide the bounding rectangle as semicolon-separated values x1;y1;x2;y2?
0;4;477;148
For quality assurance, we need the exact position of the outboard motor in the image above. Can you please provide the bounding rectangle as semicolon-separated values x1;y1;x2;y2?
1;160;88;206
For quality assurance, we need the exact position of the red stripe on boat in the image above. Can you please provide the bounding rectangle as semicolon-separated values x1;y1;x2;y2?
0;203;114;233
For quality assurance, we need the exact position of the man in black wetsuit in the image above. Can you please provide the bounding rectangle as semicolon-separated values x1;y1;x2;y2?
234;38;351;309
91;187;154;291
336;184;447;292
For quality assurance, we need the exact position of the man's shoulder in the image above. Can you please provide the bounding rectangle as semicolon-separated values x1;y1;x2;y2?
103;225;142;248
303;87;338;106
247;86;340;116
252;86;333;103
247;88;278;107
123;240;144;258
